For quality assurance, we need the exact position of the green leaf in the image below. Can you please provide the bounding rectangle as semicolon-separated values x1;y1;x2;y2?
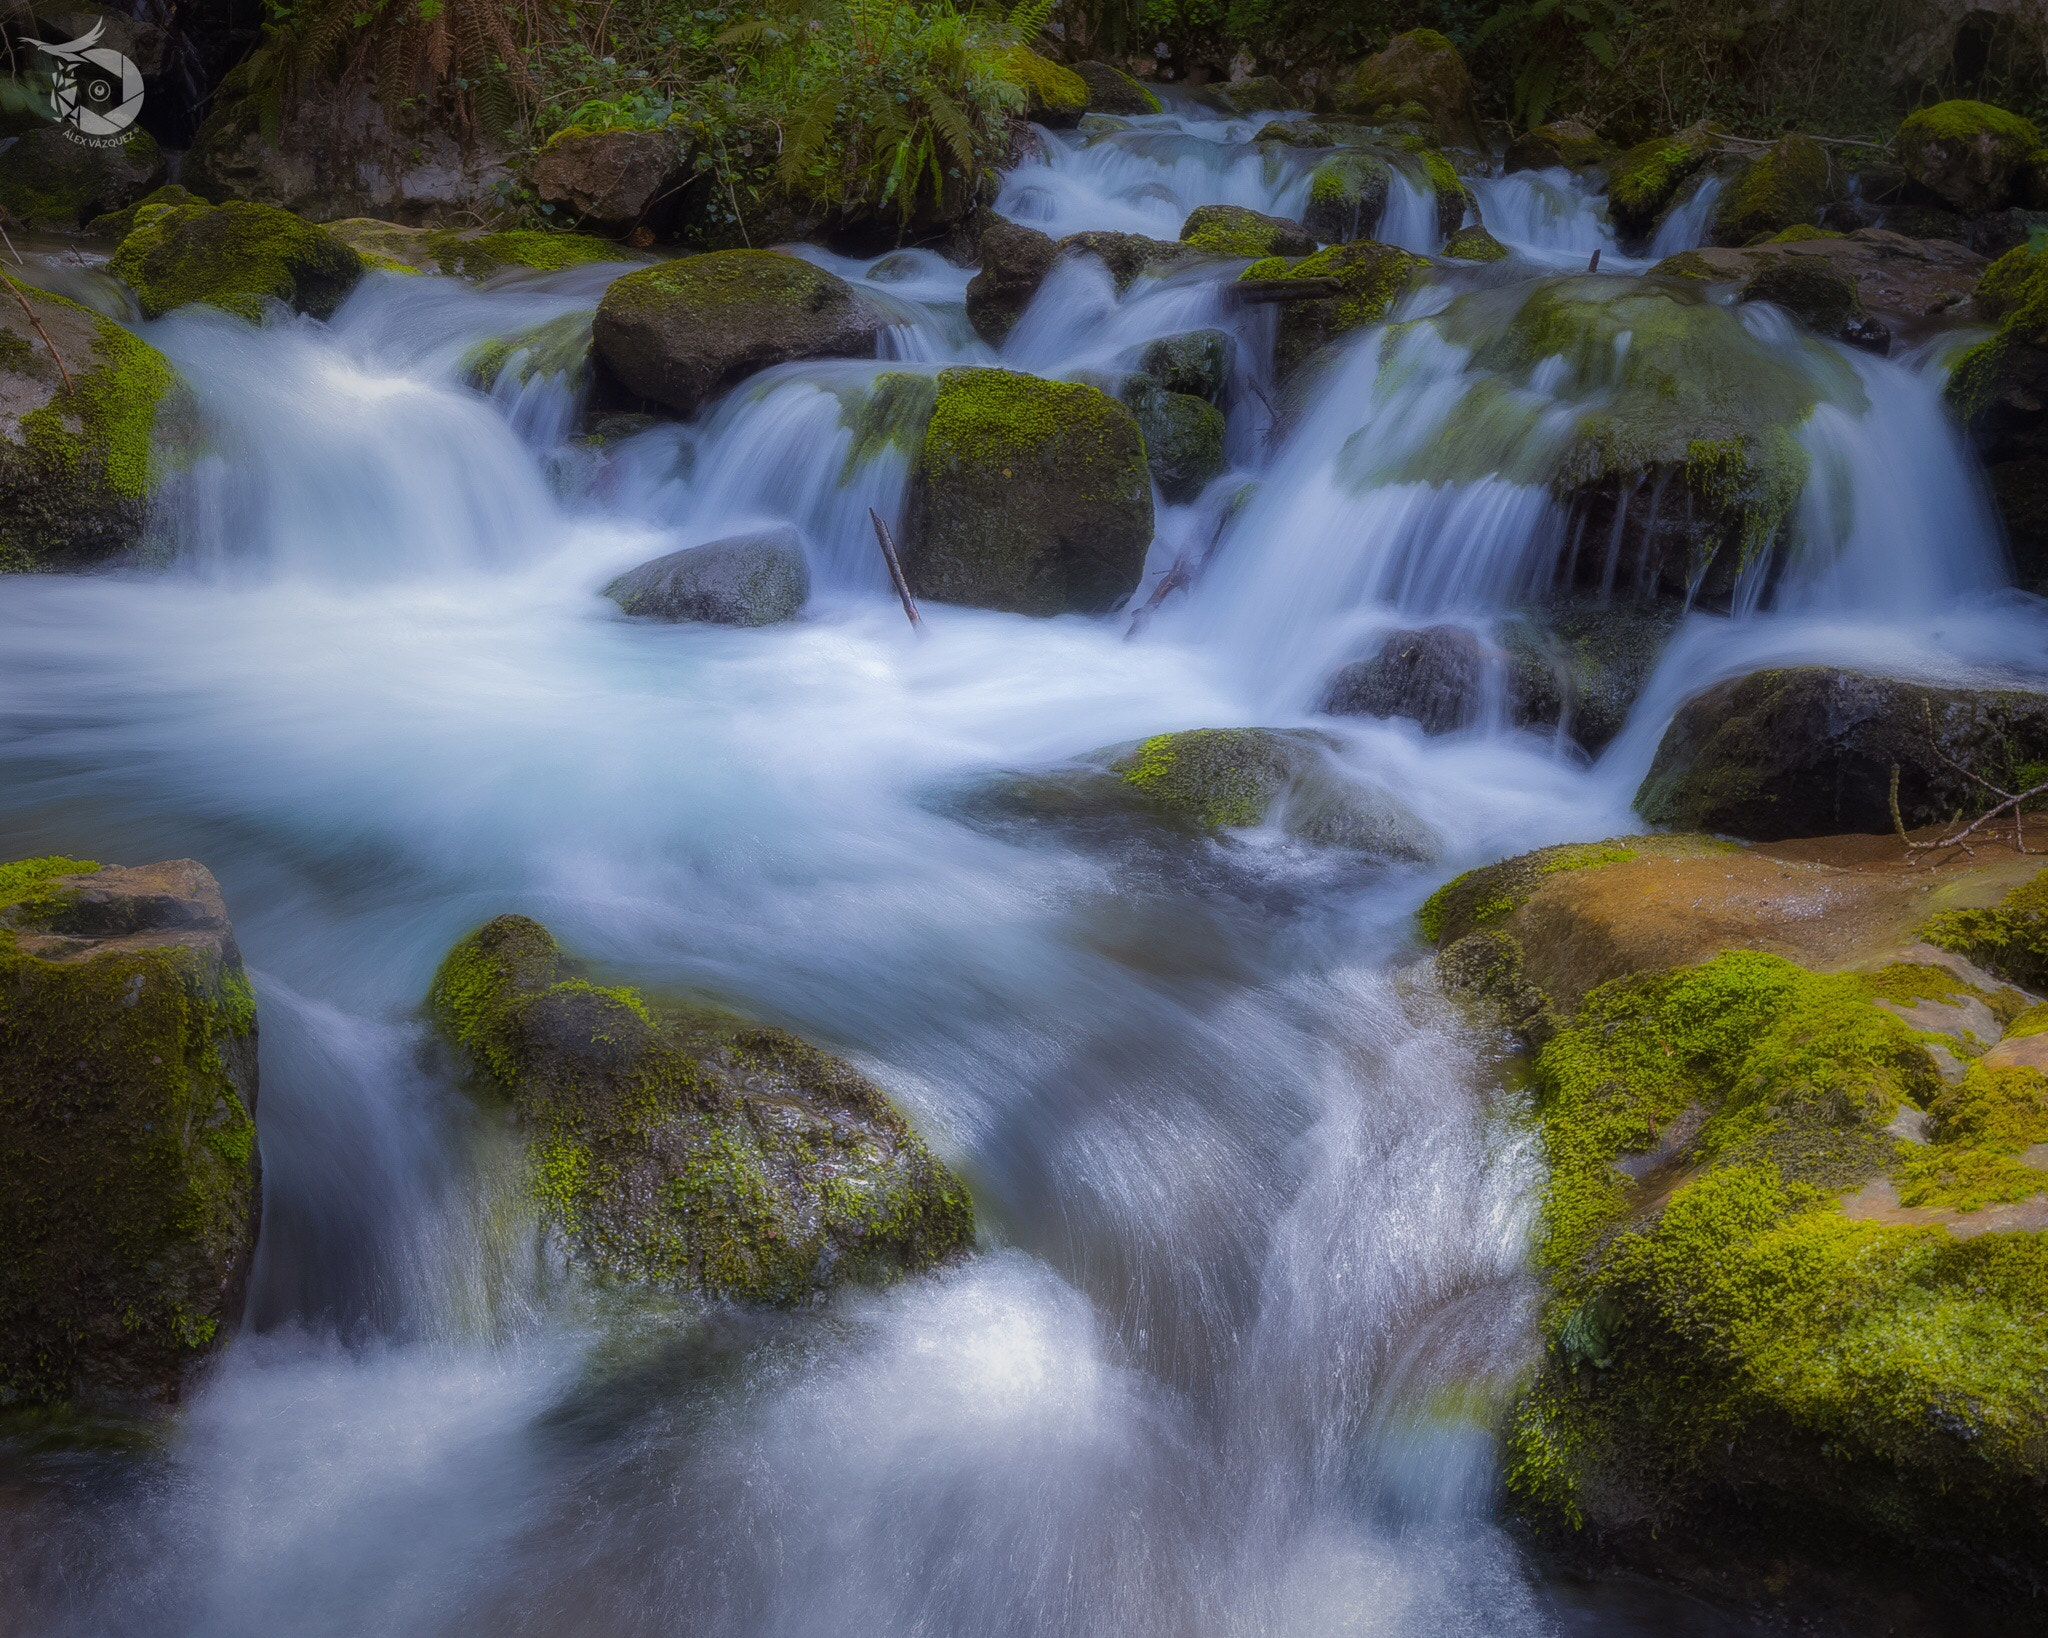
1584;30;1615;65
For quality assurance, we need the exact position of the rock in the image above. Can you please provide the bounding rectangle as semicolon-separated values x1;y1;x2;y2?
1504;117;1606;174
1321;626;1486;734
602;527;810;626
902;366;1151;616
965;218;1059;345
1333;29;1483;150
1056;229;1203;288
592;250;885;419
326;220;635;279
1443;223;1508;261
1238;240;1428;379
1135;328;1229;400
84;182;198;242
1122;379;1225;503
1074;61;1160;116
1607;123;1721;242
1728;254;1883;348
1224;76;1299;114
1947;242;2048;591
1179;203;1313;258
1711;132;1832;246
1636;668;2048;840
1653;228;1982;334
109;200;365;321
1;855;259;1406
1301;151;1389;244
462;312;593;391
999;47;1088;129
1500;602;1677;755
529;126;692;235
428;915;971;1304
0;282;173;573
1896;99;2043;217
1253;121;1333;148
0;124;164;231
1417;836;2048;1599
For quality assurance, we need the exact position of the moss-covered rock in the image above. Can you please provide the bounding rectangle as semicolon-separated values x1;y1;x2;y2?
1923;869;2048;991
1073;60;1160;116
902;365;1151;616
1253;120;1333;148
1636;668;2048;841
84;182;198;243
1735;255;1875;346
1321;625;1485;735
1607;124;1721;242
461;311;593;393
0;125;164;231
109;200;363;321
428;915;969;1304
1178;203;1313;258
0;279;173;574
1121;379;1226;503
529;126;691;236
1333;30;1482;150
1301;151;1392;244
1504;117;1607;175
1443;223;1509;261
1135;328;1229;401
965;218;1059;345
999;47;1088;129
1897;99;2043;217
1500;601;1677;755
325;219;637;280
591;249;886;419
1224;76;1299;115
1946;241;2048;593
1;856;259;1407
1712;133;1832;246
1240;239;1426;378
1056;229;1203;288
602;526;810;626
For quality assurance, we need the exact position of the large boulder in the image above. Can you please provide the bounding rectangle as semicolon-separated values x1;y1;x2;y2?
592;250;886;418
1896;99;2043;217
1636;668;2048;840
1711;132;1832;246
0;282;173;573
1418;836;2048;1607
1504;117;1606;174
1654;228;1983;334
1321;625;1485;734
998;48;1088;129
1946;241;2048;593
602;527;810;626
902;366;1151;616
1301;152;1391;244
965;218;1059;345
109;200;365;321
1607;123;1721;242
1056;229;1203;287
1120;379;1225;503
1178;203;1312;258
1;856;259;1406
428;915;971;1303
1237;240;1429;379
1224;76;1299;115
1333;30;1482;150
529;126;691;236
1073;61;1160;116
0;125;164;230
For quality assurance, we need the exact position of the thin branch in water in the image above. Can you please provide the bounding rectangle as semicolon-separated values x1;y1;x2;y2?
868;507;923;630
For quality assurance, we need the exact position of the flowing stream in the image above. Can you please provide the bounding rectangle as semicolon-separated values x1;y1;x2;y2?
3;97;2046;1636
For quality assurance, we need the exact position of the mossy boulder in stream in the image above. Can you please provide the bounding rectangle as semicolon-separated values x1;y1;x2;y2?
603;526;810;626
1240;241;1427;378
1443;223;1508;261
1;856;260;1407
109;201;364;321
1121;378;1225;502
1333;30;1482;150
428;915;972;1305
998;47;1088;129
1636;668;2048;841
1606;124;1720;242
1711;133;1832;246
901;366;1152;616
0;281;174;574
1301;152;1390;244
1505;118;1607;174
462;311;594;393
592;249;886;419
1073;61;1160;116
965;219;1059;344
326;221;635;279
1178;204;1312;258
1947;241;2048;593
0;125;164;231
1897;99;2043;217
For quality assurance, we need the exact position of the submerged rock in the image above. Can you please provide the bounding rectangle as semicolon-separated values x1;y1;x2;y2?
0;125;164;231
1897;99;2043;217
1;856;259;1406
603;527;810;626
1333;30;1482;150
1500;602;1677;755
0;282;174;574
529;126;691;235
1178;204;1312;258
110;200;364;321
1711;132;1832;246
1636;668;2048;840
1073;61;1160;116
1300;152;1391;245
1321;626;1486;735
964;218;1059;345
902;366;1151;616
1239;241;1427;378
592;250;886;418
428;916;972;1304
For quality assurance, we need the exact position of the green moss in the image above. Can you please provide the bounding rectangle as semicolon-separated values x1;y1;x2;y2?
0;128;163;231
1767;224;1845;244
838;371;938;482
84;184;198;243
997;47;1088;118
1111;729;1302;829
461;312;593;392
1301;152;1391;243
1899;98;2042;151
1714;133;1830;244
1417;840;1639;947
2006;1002;2048;1039
1608;128;1717;232
922;364;1140;497
109;201;364;322
1243;240;1427;376
447;230;628;276
1923;869;2048;988
1180;204;1297;258
1443;224;1508;261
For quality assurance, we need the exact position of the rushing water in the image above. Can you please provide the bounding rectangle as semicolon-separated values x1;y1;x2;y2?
3;102;2045;1637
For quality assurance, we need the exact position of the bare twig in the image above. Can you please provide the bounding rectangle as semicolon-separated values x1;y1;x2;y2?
1125;552;1191;639
868;508;923;630
4;274;72;395
0;216;23;266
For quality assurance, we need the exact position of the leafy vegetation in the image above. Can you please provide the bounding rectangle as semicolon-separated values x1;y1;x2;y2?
1470;0;1620;130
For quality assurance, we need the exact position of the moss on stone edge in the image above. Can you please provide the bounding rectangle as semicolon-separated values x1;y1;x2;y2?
1;857;258;1405
1715;133;1830;243
1180;204;1300;258
997;47;1088;120
1898;98;2042;153
460;311;594;392
1506;947;2048;1565
109;201;364;322
436;231;628;278
1923;867;2048;989
1444;224;1509;262
1240;240;1426;378
1112;728;1295;829
426;914;973;1305
1607;127;1717;233
920;364;1144;514
1946;241;2048;422
838;371;938;483
1417;839;1641;946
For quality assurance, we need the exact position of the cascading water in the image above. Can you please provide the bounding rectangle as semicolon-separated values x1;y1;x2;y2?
2;101;2043;1638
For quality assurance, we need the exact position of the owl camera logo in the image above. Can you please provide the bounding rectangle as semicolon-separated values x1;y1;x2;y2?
36;21;145;146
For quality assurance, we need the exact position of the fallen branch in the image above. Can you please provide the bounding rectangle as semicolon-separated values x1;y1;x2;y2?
3;273;72;396
1125;552;1191;640
868;507;923;630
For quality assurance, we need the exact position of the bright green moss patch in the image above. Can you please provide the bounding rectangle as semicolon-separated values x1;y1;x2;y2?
109;200;364;322
838;370;938;482
1922;868;2048;988
1607;127;1718;233
997;46;1087;119
1443;224;1508;261
1714;133;1829;245
1244;240;1427;377
1417;839;1639;947
1179;204;1304;258
448;230;629;276
1767;223;1846;244
1113;728;1294;829
1899;98;2041;152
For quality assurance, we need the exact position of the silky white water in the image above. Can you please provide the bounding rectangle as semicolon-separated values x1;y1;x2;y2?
2;106;2043;1637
